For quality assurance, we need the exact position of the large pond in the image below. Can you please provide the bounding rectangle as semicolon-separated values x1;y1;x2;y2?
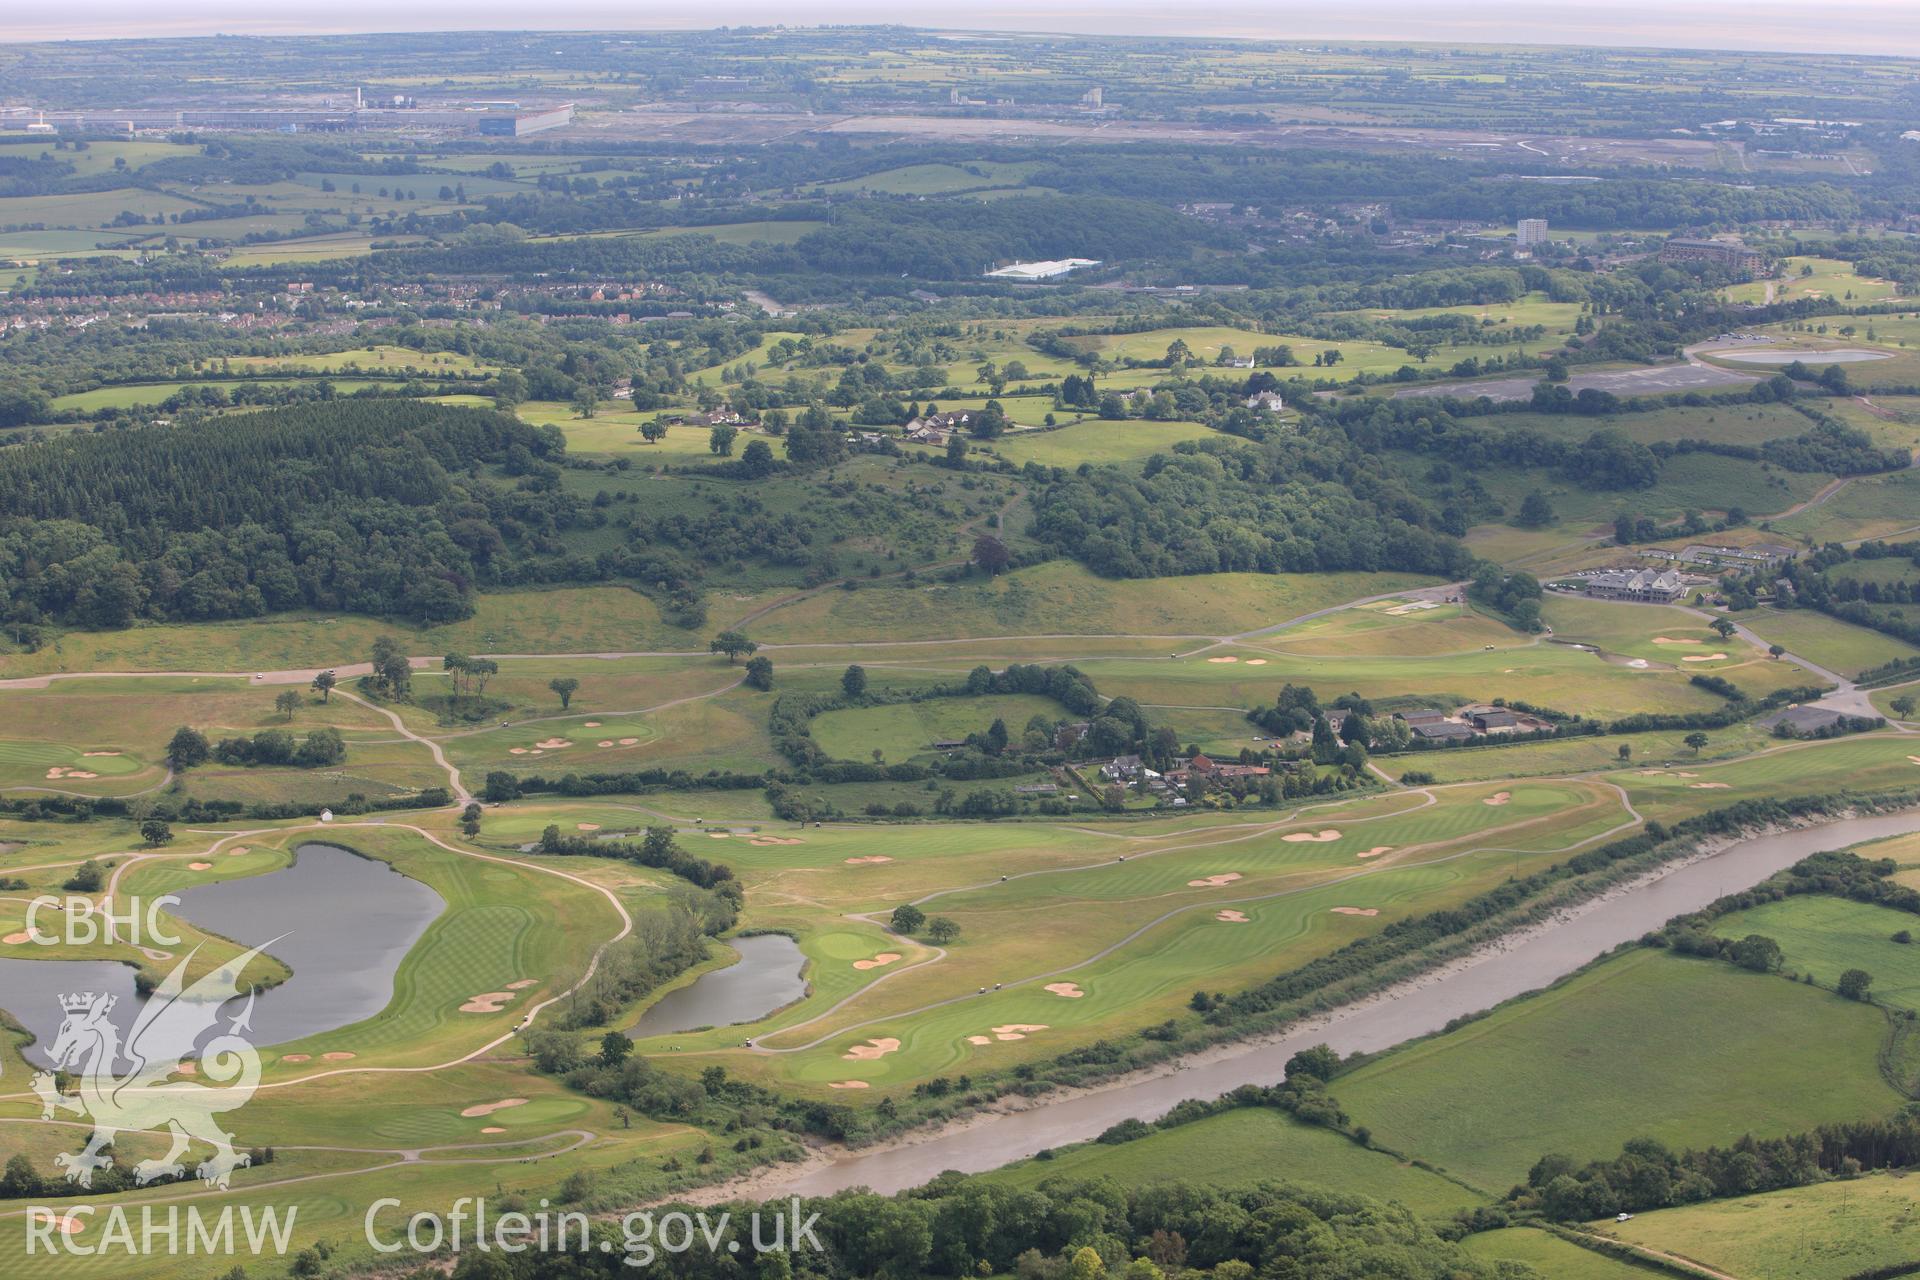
773;808;1920;1196
0;842;443;1067
631;934;807;1039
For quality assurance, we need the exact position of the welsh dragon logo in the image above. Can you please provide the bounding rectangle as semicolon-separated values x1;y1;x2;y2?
31;943;271;1190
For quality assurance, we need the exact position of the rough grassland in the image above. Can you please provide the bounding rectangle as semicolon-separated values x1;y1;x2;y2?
748;563;1438;644
984;1108;1483;1215
1606;1172;1920;1280
1336;949;1903;1193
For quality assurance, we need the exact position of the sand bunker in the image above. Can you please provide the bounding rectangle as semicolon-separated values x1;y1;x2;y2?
1627;659;1650;669
506;979;538;991
534;738;571;750
31;1212;83;1236
827;1081;871;1090
138;946;172;961
1483;792;1512;806
82;751;122;757
1357;846;1393;859
45;767;98;780
618;737;639;745
845;855;893;865
707;831;731;839
843;1038;901;1061
1206;656;1238;664
508;747;528;755
1282;829;1342;843
228;846;249;857
1331;906;1380;917
576;823;601;831
1187;872;1243;887
481;1126;506;1133
3;930;38;945
597;741;615;748
583;722;601;728
852;952;902;971
1908;756;1920;765
751;836;807;846
1045;982;1085;998
460;1098;528;1118
460;992;515;1014
966;1035;993;1045
1215;910;1250;923
1682;654;1729;663
174;1062;197;1076
281;1054;310;1063
991;1024;1048;1041
321;1052;355;1061
1651;637;1700;646
188;862;212;870
1690;782;1732;789
1244;658;1268;665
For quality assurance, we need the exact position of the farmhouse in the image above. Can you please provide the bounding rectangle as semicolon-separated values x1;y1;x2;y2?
1583;568;1687;603
1171;754;1271;782
904;411;971;444
1244;391;1286;412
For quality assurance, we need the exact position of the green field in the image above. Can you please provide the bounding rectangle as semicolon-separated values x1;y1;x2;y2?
987;419;1218;467
1337;949;1904;1192
1460;1228;1654;1279
1737;607;1920;679
1606;1172;1920;1280
985;1107;1483;1215
1713;895;1920;1010
810;693;1067;761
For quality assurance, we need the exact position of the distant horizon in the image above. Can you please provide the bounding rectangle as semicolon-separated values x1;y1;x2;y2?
7;2;1920;58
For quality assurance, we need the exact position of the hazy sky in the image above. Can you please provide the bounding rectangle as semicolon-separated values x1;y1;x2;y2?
9;0;1920;56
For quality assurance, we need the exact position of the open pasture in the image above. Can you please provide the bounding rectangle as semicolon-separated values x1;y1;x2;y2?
1713;895;1920;1011
1771;468;1920;544
746;563;1440;645
1460;1229;1652;1279
0;586;695;677
226;345;492;376
1604;1172;1920;1280
985;419;1218;468
810;693;1065;761
984;1107;1482;1214
816;160;1043;195
1337;948;1904;1193
1737;606;1920;678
